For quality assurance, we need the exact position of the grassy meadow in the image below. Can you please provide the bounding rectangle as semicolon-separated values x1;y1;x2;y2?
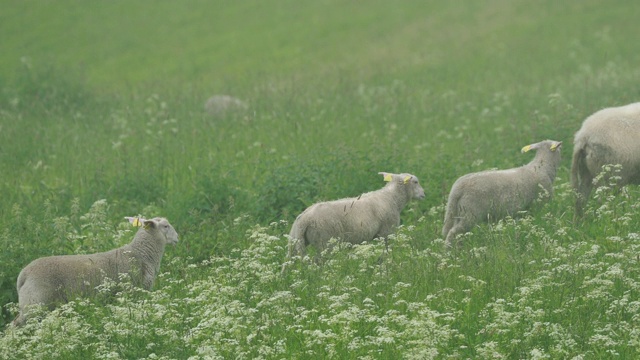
2;0;640;358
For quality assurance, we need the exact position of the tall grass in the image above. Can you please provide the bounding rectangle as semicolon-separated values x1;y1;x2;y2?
2;0;640;358
3;186;640;358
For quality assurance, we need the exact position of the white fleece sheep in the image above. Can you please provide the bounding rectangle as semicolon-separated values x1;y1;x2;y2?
286;172;425;259
13;217;178;326
443;140;563;248
571;102;640;217
204;95;248;116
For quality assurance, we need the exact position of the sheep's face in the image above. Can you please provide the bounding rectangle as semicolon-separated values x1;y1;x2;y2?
379;172;426;200
541;141;563;164
146;218;179;245
407;175;426;200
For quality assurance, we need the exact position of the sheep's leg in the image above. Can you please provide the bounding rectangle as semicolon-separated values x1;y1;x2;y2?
11;296;53;327
442;214;454;239
13;297;46;327
444;219;469;249
12;313;27;327
295;238;307;258
573;161;597;221
444;227;460;249
287;237;306;258
574;181;592;220
282;237;307;274
443;193;463;242
571;148;593;221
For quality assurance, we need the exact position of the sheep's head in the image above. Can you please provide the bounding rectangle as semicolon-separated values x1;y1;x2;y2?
521;140;563;170
147;218;179;245
378;172;426;200
521;140;563;154
549;141;562;152
126;216;179;245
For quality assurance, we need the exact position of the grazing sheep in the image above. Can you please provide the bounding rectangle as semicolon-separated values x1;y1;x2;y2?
571;102;640;218
204;95;248;117
286;172;425;260
443;140;563;248
13;217;178;326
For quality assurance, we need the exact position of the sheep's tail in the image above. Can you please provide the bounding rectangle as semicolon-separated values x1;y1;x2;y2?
287;216;309;258
571;141;592;219
12;270;28;327
442;190;460;239
16;269;27;294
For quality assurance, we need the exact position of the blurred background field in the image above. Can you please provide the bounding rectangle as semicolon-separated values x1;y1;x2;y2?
2;0;640;358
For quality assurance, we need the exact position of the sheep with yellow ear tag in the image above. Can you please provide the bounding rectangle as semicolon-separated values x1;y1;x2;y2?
443;140;563;248
13;217;178;326
284;172;425;267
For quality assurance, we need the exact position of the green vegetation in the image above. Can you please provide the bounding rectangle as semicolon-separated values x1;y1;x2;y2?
2;0;640;358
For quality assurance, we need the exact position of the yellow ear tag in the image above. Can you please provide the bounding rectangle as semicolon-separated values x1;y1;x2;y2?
125;216;144;227
550;143;560;151
403;175;411;184
383;173;393;182
521;145;532;153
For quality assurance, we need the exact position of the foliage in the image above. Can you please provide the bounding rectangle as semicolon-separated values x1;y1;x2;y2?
2;0;640;358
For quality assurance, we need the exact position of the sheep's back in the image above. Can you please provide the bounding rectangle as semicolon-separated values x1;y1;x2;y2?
452;168;544;215
576;104;640;180
300;195;390;244
452;169;531;193
577;105;640;147
21;250;135;293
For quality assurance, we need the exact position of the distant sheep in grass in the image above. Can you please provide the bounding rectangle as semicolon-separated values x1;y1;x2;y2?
443;140;563;248
286;172;425;260
13;217;178;326
204;95;248;117
571;102;640;218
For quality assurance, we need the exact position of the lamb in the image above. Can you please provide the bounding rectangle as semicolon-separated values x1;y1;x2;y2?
12;217;178;326
571;102;640;218
442;140;563;248
204;95;248;117
285;172;425;260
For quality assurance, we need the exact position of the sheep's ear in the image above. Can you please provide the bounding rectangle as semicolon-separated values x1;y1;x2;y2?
125;216;145;227
521;143;538;153
402;175;411;184
550;141;562;151
143;219;157;230
378;172;393;182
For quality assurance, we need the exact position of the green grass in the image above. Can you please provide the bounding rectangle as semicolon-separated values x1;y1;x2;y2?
2;0;640;358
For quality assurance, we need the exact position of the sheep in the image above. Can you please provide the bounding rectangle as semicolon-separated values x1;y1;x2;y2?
571;102;640;218
12;217;178;326
204;95;248;117
442;140;563;248
285;172;425;261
